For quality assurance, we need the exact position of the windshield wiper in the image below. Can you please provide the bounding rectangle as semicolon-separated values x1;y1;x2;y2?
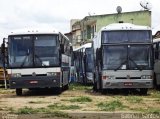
20;53;30;68
114;60;127;71
129;57;142;71
34;54;47;67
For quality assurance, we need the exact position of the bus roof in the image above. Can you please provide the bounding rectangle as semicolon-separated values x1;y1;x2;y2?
9;28;59;35
153;38;160;43
101;23;151;31
73;43;92;51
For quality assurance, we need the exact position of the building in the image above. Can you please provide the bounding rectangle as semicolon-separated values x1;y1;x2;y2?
69;10;151;48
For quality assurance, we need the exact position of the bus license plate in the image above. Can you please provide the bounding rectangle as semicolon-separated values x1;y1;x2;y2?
30;81;38;84
124;82;133;86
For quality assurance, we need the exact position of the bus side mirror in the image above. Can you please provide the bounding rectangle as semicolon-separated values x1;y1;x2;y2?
60;44;64;54
1;43;5;55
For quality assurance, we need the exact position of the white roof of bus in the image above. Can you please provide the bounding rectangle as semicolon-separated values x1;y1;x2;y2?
9;28;59;35
101;23;151;31
73;43;91;51
153;38;160;43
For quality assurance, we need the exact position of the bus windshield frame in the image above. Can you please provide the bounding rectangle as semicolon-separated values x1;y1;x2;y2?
8;34;60;68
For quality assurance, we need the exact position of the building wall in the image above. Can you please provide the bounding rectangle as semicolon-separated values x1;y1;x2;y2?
70;10;151;46
96;10;151;32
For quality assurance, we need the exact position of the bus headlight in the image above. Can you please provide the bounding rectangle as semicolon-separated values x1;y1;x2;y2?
102;75;114;80
141;75;152;79
47;72;60;76
11;73;21;77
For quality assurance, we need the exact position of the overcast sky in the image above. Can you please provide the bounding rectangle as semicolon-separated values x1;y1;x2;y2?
0;0;160;43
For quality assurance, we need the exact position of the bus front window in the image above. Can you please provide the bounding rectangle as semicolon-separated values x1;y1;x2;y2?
34;35;59;67
129;45;152;70
102;46;127;70
9;36;33;68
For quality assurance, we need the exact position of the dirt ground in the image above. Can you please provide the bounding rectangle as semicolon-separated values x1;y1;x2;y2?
0;84;160;119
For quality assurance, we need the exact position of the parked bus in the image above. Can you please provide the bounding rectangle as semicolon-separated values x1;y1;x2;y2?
4;28;72;95
153;38;160;89
73;43;94;84
93;23;153;94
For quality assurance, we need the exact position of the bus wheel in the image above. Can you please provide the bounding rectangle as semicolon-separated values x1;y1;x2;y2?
55;87;62;94
140;88;148;95
93;82;98;92
64;84;69;90
16;88;22;96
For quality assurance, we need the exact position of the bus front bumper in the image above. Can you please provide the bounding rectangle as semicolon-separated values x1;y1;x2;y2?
9;76;60;89
102;79;153;89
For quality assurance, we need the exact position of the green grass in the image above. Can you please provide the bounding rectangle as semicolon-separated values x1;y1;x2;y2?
16;107;38;114
69;83;92;91
15;107;71;118
149;90;160;98
41;111;71;118
125;96;143;103
48;103;81;110
146;108;160;114
69;96;92;103
28;101;48;104
131;107;160;114
97;100;126;111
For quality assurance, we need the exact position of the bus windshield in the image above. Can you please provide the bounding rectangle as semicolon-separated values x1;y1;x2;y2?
102;30;151;43
8;35;59;68
34;35;59;67
102;45;152;70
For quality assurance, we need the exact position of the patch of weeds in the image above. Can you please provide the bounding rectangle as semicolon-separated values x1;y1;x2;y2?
146;108;160;114
69;96;92;103
41;111;71;118
48;103;81;110
125;96;143;103
8;107;15;113
16;107;37;114
0;89;13;94
149;90;160;98
69;83;92;91
28;101;48;104
35;107;52;113
97;100;126;111
60;99;69;101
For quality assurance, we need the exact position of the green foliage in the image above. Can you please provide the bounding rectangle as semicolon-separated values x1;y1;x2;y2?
17;107;37;114
48;103;81;110
41;111;71;118
125;96;143;103
69;83;92;91
69;96;92;103
97;100;126;111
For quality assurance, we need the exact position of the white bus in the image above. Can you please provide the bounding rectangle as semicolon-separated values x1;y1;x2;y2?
73;43;94;84
153;38;160;89
93;23;153;94
6;28;72;95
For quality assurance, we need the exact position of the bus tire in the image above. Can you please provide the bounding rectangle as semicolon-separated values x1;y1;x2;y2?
16;88;22;96
55;87;61;94
140;88;148;95
93;82;98;92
